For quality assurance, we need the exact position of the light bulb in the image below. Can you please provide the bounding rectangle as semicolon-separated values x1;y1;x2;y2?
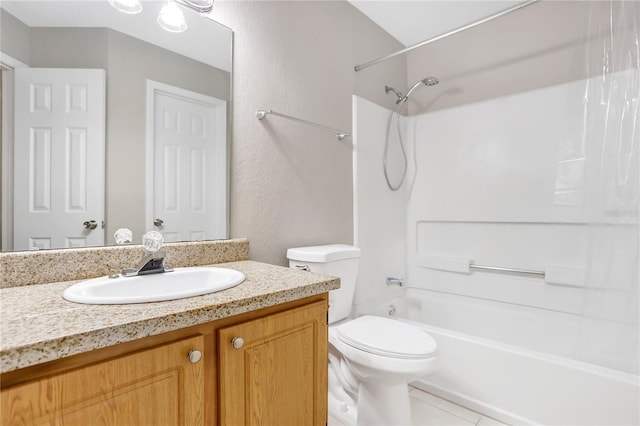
175;0;214;13
108;0;142;14
158;1;188;33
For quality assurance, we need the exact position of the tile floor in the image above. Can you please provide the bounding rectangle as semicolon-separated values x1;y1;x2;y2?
328;386;509;426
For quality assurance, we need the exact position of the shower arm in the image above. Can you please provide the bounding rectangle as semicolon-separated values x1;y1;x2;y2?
385;86;404;104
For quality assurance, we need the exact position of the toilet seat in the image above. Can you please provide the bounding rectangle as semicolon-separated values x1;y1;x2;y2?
336;316;437;359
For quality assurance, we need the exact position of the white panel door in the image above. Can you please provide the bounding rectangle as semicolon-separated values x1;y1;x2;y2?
148;81;227;242
13;68;105;250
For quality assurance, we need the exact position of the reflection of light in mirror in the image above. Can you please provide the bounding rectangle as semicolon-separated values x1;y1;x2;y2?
158;1;187;33
176;0;214;14
0;1;232;71
114;228;133;245
108;0;142;15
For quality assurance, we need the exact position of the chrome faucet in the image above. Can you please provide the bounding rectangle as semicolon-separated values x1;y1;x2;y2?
122;231;173;277
386;277;404;287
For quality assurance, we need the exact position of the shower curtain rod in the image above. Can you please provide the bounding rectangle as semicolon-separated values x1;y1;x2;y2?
256;109;351;140
354;0;539;72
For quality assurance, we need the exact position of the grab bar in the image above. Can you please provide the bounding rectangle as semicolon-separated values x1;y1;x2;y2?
416;255;584;286
416;255;547;277
256;109;351;140
469;264;545;277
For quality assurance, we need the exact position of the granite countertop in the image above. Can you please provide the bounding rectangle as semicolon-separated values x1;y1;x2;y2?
0;260;339;374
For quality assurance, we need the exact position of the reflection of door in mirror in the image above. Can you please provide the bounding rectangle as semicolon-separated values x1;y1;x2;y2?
12;68;105;251
146;81;227;243
1;2;232;251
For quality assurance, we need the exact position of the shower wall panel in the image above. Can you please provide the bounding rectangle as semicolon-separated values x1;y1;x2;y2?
352;96;407;307
406;71;639;374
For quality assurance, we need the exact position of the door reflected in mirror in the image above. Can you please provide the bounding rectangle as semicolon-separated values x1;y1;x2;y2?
0;0;232;251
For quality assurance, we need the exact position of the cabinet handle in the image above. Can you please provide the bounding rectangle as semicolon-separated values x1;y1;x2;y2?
231;337;244;349
188;349;202;363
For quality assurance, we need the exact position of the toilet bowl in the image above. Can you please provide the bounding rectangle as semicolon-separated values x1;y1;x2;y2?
288;244;438;426
330;315;438;425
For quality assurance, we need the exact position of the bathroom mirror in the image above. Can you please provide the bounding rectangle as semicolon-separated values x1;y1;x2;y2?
0;0;232;251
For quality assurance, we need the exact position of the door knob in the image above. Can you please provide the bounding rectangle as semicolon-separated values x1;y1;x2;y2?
231;337;244;349
83;220;98;230
154;218;164;227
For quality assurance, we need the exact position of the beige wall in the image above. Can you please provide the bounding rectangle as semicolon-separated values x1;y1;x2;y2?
30;28;108;68
0;10;30;64
404;1;638;115
213;1;407;265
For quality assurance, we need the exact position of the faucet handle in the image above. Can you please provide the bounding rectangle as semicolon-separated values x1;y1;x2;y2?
114;228;133;245
142;231;164;253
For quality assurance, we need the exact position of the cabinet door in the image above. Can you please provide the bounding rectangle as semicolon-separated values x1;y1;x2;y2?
1;335;205;425
218;300;328;426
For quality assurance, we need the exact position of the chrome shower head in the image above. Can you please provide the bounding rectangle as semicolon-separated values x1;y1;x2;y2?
422;77;439;86
398;76;439;104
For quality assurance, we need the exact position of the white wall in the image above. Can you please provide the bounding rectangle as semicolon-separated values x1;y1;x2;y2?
405;71;639;375
355;72;638;375
352;96;407;307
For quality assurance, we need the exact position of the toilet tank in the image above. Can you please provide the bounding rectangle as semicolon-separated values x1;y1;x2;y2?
287;244;361;324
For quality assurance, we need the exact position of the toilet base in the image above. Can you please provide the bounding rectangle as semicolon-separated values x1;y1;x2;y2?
328;355;358;425
328;380;413;426
356;381;412;426
328;387;357;425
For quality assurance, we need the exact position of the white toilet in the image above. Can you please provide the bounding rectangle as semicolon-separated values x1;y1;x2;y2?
287;244;438;426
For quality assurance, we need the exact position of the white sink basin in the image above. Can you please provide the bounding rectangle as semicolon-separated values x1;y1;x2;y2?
63;266;245;304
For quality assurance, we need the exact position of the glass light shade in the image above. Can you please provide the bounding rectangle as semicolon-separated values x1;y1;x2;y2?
175;0;214;13
158;2;188;33
108;0;142;14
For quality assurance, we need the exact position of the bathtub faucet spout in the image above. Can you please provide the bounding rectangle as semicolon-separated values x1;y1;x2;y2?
386;277;404;286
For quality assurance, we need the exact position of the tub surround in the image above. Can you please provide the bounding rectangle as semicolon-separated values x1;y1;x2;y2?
1;238;250;288
0;240;339;374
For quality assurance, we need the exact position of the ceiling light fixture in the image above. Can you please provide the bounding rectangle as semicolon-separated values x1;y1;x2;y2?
109;0;214;33
157;1;188;33
175;0;214;14
108;0;142;14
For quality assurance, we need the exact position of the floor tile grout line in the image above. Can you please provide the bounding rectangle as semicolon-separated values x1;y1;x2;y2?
409;388;510;426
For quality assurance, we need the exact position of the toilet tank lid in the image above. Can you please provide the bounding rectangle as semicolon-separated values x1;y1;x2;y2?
287;244;361;262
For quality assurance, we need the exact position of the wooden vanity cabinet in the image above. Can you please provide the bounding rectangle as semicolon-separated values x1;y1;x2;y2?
218;299;328;425
0;336;206;425
0;295;328;426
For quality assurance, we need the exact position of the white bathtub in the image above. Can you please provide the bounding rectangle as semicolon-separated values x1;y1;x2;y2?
358;290;640;426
